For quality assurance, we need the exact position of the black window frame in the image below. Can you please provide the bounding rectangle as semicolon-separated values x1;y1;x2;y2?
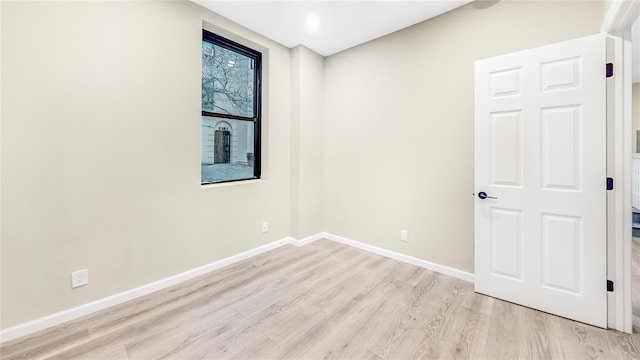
201;30;262;185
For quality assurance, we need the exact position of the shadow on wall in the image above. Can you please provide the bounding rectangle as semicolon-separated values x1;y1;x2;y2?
471;1;499;10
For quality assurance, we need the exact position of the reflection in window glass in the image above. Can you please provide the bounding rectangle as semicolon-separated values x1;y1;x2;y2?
201;117;255;184
201;41;255;118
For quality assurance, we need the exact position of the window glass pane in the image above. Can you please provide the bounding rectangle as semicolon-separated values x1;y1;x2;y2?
201;116;255;184
202;41;255;117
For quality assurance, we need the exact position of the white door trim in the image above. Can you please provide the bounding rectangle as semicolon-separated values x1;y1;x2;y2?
602;1;640;35
603;0;638;334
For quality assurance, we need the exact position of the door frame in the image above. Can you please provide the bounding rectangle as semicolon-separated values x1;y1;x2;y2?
214;130;231;164
603;0;639;333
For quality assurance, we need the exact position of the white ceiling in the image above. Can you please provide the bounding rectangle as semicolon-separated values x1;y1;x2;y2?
193;1;472;56
193;1;639;83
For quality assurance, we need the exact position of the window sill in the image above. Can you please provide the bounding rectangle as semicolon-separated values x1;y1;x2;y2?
201;179;265;189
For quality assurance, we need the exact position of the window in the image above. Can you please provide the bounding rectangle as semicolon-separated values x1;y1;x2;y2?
201;30;262;184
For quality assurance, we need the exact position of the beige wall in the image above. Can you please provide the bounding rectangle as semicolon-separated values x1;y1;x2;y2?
1;0;294;329
323;0;604;273
290;46;325;239
634;84;640;152
1;0;606;331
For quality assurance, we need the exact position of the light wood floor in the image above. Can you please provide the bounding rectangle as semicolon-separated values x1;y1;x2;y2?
3;239;640;359
633;238;640;334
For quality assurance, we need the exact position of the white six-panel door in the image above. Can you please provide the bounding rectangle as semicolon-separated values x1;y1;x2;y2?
474;34;607;327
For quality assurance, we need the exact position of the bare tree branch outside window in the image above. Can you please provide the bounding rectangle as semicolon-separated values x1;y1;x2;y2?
202;42;254;117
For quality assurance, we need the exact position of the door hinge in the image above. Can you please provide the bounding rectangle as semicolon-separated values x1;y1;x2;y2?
606;63;614;78
607;177;614;190
607;280;614;292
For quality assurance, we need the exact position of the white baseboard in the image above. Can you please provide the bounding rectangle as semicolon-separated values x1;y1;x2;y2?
296;232;325;246
318;232;475;283
0;232;473;343
0;237;297;343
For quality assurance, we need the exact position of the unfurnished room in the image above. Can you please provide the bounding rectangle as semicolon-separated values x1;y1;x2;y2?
2;0;640;359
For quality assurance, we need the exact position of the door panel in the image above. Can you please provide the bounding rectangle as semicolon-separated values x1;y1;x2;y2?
540;56;582;92
475;34;606;328
541;213;582;294
223;131;231;163
490;111;523;187
490;67;522;98
490;208;523;281
540;105;582;190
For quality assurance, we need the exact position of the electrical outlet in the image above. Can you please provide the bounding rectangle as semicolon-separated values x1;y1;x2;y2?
262;221;269;233
400;230;408;242
71;269;89;288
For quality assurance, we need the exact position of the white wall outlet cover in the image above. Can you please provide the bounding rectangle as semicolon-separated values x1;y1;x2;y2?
400;230;408;242
71;269;89;288
262;222;269;233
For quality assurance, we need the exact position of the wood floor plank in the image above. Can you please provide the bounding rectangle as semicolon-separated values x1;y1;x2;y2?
4;239;640;360
293;267;414;359
410;280;474;360
341;296;410;359
44;339;129;360
365;271;442;358
303;250;378;294
225;333;281;360
0;319;90;360
605;331;640;360
547;314;612;360
169;285;315;359
482;298;523;359
518;306;552;359
124;247;326;359
444;306;486;360
463;305;493;360
124;300;243;359
267;258;405;359
350;347;385;360
419;279;468;340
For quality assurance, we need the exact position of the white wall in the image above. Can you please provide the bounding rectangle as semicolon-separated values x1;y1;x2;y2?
323;0;604;273
634;84;640;151
0;0;293;329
